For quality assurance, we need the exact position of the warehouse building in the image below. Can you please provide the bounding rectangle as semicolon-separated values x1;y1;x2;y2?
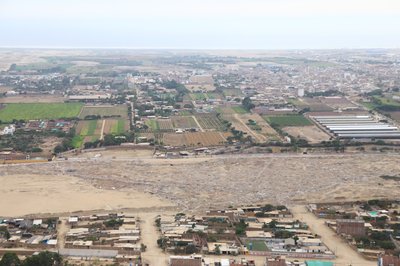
311;115;400;139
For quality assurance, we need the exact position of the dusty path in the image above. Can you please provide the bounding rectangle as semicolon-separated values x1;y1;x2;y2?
140;213;169;266
291;205;375;266
192;115;204;132
100;119;106;140
56;218;70;249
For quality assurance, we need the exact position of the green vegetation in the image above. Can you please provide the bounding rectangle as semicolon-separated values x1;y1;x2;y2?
0;251;62;266
71;135;85;149
145;119;159;131
245;240;268;251
264;114;312;127
111;119;126;134
232;106;249;114
104;218;124;228
189;93;207;101
0;103;83;122
235;220;248;235
241;97;255;111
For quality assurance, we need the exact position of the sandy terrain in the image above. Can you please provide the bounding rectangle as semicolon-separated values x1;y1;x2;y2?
0;174;174;217
1;153;399;216
283;125;331;143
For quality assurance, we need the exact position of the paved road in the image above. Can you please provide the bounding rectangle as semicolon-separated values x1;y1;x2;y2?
291;205;375;266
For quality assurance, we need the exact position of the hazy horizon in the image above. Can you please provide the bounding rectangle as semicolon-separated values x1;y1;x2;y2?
1;0;400;49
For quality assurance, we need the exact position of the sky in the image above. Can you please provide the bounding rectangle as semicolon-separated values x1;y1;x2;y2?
0;0;400;49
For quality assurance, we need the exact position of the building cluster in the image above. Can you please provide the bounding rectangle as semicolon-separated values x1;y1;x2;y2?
64;212;142;261
24;120;74;133
311;115;400;139
158;206;334;261
308;200;400;260
0;217;58;248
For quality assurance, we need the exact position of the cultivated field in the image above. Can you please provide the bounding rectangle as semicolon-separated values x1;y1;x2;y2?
157;119;174;131
171;116;199;129
303;98;334;112
78;105;128;119
219;108;268;142
320;97;359;110
103;119;128;135
263;114;312;127
74;120;102;147
0;103;83;122
241;113;280;140
163;132;228;146
195;113;225;131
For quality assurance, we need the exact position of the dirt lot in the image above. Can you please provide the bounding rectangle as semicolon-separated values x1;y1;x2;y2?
283;125;331;143
0;173;174;217
1;153;399;214
0;95;65;103
163;132;228;146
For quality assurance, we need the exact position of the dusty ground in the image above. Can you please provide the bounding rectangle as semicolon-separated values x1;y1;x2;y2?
1;153;399;215
0;153;396;266
0;95;65;103
283;125;331;143
0;174;174;217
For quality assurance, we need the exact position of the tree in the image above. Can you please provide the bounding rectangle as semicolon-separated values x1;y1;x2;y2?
21;251;62;266
242;97;255;111
0;253;21;266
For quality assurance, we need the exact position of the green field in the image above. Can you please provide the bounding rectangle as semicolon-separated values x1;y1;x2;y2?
245;240;268;251
264;114;312;127
71;136;85;148
0;103;83;122
232;106;249;114
190;93;207;101
111;119;126;134
145;119;159;131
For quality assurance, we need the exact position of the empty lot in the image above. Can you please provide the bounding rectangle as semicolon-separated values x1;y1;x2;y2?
1;153;399;214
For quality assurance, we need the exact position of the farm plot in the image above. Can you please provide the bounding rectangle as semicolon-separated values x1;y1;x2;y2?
145;119;159;132
241;113;280;140
320;97;359;110
162;133;186;146
78;105;128;119
195;113;225;131
184;132;227;146
221;111;267;143
73;120;102;148
103;119;128;135
222;88;243;98
163;132;228;147
0;103;83;122
302;98;334;112
171;116;199;129
157;119;174;132
263;114;313;127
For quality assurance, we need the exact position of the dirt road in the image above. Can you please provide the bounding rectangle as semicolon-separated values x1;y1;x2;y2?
56;218;70;249
140;213;169;266
291;205;375;266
